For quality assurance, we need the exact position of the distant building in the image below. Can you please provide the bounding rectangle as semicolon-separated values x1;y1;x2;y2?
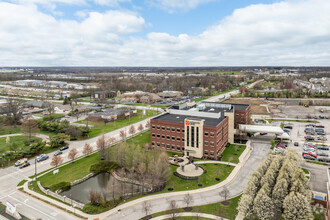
157;91;183;99
93;90;115;100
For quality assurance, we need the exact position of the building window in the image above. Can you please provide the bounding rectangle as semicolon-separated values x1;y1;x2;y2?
157;142;160;146
187;126;190;147
204;141;208;145
152;125;155;129
182;147;185;151
177;146;181;150
204;150;208;155
182;138;185;142
152;133;155;137
157;125;160;130
167;136;170;140
172;136;175;140
210;151;214;156
182;129;185;133
162;135;165;139
177;128;180;132
204;132;208;136
191;126;195;147
162;143;165;147
152;142;155;146
161;126;165;131
177;137;180;141
167;127;170;131
210;132;214;137
157;134;160;138
196;127;199;148
210;142;215;147
172;145;175;149
166;144;170;149
172;127;175;132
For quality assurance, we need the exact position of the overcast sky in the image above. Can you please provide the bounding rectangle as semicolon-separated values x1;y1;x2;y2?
0;0;329;66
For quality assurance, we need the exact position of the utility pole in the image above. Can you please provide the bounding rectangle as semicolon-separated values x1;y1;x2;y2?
35;157;37;181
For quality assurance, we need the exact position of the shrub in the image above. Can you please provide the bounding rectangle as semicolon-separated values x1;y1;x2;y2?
89;161;119;174
49;181;71;192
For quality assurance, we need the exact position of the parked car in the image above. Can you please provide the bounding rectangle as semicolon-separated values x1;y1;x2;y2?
316;125;325;128
302;152;317;160
303;147;316;153
283;129;291;133
294;142;299;146
19;162;30;169
60;145;69;151
54;150;63;156
284;125;293;129
306;124;315;127
316;136;327;141
317;146;329;151
317;152;329;157
276;144;287;149
36;154;49;162
305;136;315;141
319;115;325;119
15;158;28;167
318;156;330;163
260;132;267;135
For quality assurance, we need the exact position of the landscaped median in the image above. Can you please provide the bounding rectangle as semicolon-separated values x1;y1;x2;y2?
17;131;249;217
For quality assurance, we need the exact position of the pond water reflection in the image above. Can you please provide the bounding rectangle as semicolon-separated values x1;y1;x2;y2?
61;173;143;204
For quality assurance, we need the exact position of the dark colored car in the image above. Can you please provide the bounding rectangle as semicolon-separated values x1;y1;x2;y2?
60;146;69;151
305;136;315;141
284;125;293;129
19;162;30;169
319;115;325;119
317;146;329;151
54;150;63;156
294;142;299;146
316;125;325;128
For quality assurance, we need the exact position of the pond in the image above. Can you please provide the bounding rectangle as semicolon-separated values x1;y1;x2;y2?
61;173;144;204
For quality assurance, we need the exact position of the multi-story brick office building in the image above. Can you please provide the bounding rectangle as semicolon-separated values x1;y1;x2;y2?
150;102;250;159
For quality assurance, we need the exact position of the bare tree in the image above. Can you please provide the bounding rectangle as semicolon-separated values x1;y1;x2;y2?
119;130;127;142
68;148;78;163
183;193;194;209
107;137;116;147
138;123;144;133
142;201;152;217
83;143;93;156
21;115;39;142
6;98;22;127
50;155;63;167
219;186;230;201
145;120;150;129
129;125;136;136
96;133;106;160
167;200;178;220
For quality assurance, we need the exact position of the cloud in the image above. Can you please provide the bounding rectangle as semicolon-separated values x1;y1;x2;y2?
1;0;330;66
93;0;130;6
147;0;216;12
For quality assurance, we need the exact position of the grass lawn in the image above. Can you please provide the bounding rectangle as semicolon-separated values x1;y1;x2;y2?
151;195;241;220
38;153;101;188
0;126;21;135
220;144;246;164
0;135;42;152
76;110;159;138
162;163;234;193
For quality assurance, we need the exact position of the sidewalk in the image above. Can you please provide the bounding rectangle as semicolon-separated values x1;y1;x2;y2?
151;212;228;220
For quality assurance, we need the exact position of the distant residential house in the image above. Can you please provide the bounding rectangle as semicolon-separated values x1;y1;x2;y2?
185;87;204;95
87;108;137;122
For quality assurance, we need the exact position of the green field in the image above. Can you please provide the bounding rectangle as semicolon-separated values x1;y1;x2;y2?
163;163;234;193
151;195;241;220
76;110;159;138
220;144;246;164
0;126;21;135
0;135;42;152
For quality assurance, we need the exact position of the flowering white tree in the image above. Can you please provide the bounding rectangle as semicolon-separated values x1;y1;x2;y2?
283;192;313;220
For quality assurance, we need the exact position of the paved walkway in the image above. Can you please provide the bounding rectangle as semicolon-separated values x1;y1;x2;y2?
0;133;49;142
151;212;228;220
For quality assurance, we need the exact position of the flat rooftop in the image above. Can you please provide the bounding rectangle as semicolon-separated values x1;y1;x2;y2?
153;113;225;127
